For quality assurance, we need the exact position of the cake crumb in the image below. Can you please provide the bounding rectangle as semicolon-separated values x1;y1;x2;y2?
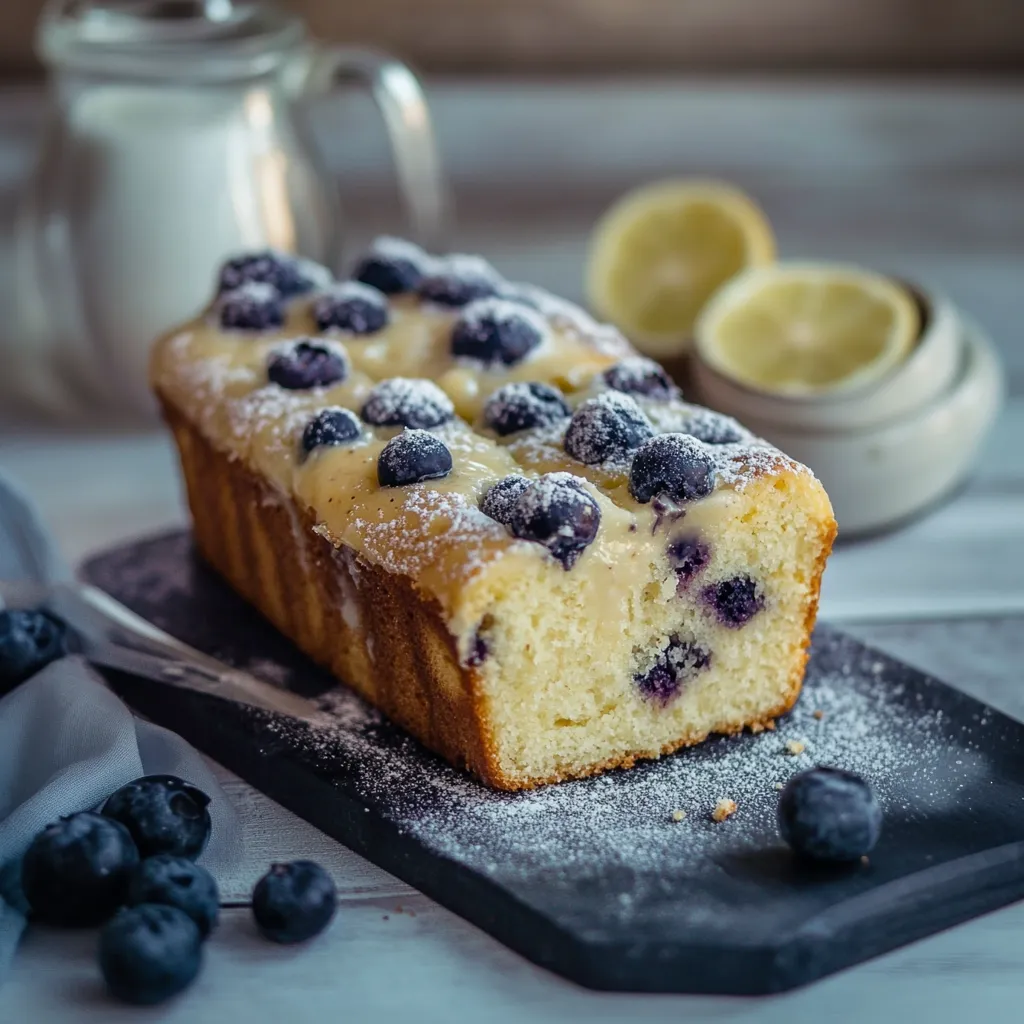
712;798;737;822
813;710;825;720
774;782;785;791
670;809;687;822
785;740;806;756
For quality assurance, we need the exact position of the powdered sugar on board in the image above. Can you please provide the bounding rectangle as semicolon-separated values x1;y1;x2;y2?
250;627;997;909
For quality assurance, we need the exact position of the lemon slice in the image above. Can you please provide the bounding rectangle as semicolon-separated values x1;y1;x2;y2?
585;180;776;357
695;263;921;396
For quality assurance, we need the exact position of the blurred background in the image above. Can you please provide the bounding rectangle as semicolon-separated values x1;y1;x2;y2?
0;0;1020;620
1;0;1023;76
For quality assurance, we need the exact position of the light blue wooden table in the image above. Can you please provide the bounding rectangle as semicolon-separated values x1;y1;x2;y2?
1;77;1023;1021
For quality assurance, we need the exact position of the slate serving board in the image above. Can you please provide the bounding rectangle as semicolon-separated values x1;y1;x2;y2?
82;530;1024;995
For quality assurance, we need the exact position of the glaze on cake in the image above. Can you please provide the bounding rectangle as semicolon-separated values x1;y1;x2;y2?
151;239;836;790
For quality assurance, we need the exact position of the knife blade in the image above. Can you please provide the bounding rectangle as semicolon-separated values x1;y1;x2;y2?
0;579;324;724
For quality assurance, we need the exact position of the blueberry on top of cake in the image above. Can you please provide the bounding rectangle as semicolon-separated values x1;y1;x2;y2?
418;254;502;307
218;249;332;297
362;378;455;430
217;282;284;331
564;391;654;465
493;473;601;570
301;407;362;457
629;433;716;503
313;281;390;335
352;236;433;295
267;339;349;390
378;430;453;486
451;299;549;366
483;382;570;437
675;408;747;445
602;357;678;401
479;474;531;526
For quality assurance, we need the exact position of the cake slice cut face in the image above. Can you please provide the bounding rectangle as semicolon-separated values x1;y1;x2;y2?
152;241;836;790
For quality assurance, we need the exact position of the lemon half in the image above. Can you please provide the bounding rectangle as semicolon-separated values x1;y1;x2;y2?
585;180;776;357
695;263;921;396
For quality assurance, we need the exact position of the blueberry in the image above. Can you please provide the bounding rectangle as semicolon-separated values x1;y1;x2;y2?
507;474;601;570
628;433;716;503
634;635;712;705
479;474;530;526
352;236;431;295
418;254;501;307
451;299;547;366
703;575;764;627
102;775;212;860
778;767;882;862
127;855;219;938
0;608;66;692
252;860;336;944
218;249;331;297
22;812;139;927
99;904;203;1005
483;382;570;436
267;339;349;390
466;628;490;667
377;430;453;487
563;392;653;465
602;357;677;400
361;378;454;430
217;282;284;331
668;536;711;586
300;407;362;458
313;281;389;334
677;408;746;445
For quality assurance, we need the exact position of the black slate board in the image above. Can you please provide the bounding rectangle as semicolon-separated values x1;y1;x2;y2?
82;530;1024;995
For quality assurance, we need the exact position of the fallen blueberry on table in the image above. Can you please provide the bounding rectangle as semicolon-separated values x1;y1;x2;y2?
0;608;67;693
22;812;139;927
102;775;212;860
778;767;882;862
252;860;337;944
127;854;220;938
99;904;203;1006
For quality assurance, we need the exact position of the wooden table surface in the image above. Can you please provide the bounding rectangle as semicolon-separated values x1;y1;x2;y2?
1;78;1023;1021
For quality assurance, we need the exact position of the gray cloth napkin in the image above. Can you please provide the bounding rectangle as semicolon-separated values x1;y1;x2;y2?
0;473;242;981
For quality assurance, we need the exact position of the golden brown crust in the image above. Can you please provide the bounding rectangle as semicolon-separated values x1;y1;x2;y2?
160;392;834;792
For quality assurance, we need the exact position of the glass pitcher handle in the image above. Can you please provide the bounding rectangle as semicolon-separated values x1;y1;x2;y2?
302;46;448;252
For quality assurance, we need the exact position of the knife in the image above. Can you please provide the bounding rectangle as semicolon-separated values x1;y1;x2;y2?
0;579;323;724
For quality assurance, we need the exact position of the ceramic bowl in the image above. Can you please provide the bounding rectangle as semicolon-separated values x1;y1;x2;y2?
732;318;1005;537
692;285;962;432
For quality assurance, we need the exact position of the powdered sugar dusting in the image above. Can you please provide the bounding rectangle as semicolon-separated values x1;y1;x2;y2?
361;377;455;429
253;629;996;895
351;487;507;582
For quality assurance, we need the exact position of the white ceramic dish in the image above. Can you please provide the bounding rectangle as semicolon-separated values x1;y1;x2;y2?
732;318;1005;537
693;285;962;432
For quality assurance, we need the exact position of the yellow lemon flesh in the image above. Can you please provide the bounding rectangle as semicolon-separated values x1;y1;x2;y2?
585;180;776;357
695;263;921;396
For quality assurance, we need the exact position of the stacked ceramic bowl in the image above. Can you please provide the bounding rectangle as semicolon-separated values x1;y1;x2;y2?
693;284;1005;536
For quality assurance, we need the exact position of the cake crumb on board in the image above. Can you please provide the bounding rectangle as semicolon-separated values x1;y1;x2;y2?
670;809;687;822
785;740;806;756
712;799;737;822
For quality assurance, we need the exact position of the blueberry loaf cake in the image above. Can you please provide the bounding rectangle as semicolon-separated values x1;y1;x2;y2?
151;240;836;790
